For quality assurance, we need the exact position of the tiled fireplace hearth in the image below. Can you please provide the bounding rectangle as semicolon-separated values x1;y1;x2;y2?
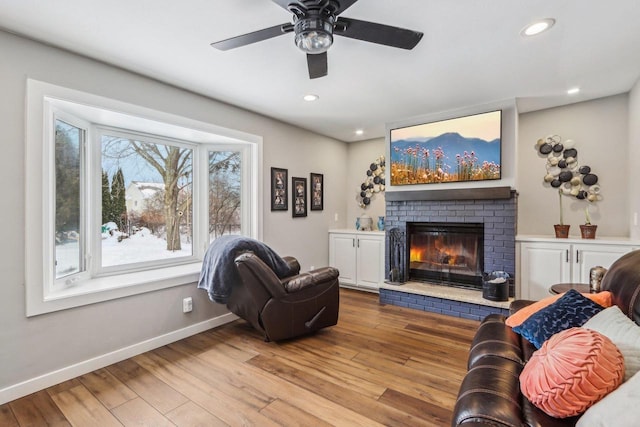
380;187;517;321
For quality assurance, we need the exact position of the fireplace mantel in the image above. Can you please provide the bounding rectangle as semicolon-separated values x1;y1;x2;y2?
385;186;514;202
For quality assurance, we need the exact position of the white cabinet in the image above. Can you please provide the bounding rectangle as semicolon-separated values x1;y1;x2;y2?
517;237;635;300
329;230;385;291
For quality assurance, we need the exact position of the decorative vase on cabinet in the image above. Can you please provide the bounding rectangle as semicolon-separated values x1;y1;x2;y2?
378;216;385;231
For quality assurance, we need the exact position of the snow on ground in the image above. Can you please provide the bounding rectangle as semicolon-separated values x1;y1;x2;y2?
56;227;192;276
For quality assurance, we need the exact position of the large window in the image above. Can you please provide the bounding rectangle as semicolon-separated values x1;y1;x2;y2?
99;131;194;271
26;80;261;316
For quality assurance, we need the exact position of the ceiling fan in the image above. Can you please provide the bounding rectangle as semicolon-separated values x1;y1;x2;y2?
210;0;424;79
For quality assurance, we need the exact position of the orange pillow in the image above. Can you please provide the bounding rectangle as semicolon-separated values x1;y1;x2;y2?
506;291;612;327
520;327;624;418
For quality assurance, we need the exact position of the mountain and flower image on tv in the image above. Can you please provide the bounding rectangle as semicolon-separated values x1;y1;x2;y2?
390;110;501;185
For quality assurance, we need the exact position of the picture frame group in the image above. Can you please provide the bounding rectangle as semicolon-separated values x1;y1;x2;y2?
270;168;324;217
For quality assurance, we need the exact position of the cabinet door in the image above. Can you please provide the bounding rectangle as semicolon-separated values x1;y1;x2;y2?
329;234;357;285
520;242;571;300
356;235;385;289
573;244;632;283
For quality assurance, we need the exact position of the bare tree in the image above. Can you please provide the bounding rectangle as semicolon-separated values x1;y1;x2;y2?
208;151;241;238
102;136;192;251
130;142;191;251
102;138;241;250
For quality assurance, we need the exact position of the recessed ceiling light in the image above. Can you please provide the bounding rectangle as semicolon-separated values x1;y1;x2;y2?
303;94;319;102
355;129;364;136
567;87;580;95
521;18;555;37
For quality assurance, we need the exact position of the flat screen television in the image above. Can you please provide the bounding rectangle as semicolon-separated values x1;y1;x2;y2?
390;110;502;185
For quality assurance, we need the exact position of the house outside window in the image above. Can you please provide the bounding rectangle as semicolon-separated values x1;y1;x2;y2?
26;80;262;316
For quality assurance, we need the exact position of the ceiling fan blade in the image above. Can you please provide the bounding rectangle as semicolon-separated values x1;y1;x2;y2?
335;17;423;50
307;52;328;79
211;23;292;51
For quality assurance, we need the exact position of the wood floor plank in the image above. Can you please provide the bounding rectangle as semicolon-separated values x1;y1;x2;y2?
165;401;228;427
110;397;175;427
159;334;386;427
49;384;123;427
379;387;453;427
247;354;432;427
156;343;275;410
78;368;137;410
5;289;477;426
107;358;188;415
132;351;281;427
0;404;19;427
259;398;333;427
9;390;70;427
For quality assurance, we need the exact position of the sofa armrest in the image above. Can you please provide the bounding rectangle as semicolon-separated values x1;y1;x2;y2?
468;314;524;369
282;256;301;276
283;267;339;293
452;355;524;427
509;299;535;315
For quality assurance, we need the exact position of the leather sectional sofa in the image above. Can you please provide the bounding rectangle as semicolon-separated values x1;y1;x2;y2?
452;249;640;427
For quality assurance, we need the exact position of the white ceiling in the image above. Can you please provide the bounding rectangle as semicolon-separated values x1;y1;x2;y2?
1;0;639;142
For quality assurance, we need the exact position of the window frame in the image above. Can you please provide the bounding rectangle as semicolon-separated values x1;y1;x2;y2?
25;79;262;317
94;125;200;276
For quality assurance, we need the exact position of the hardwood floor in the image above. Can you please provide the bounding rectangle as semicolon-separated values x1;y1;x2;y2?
2;289;479;426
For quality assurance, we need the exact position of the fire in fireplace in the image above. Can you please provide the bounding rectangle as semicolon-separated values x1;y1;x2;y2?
407;222;484;288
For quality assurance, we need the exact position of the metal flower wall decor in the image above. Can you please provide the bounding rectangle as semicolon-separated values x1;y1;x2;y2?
536;135;602;231
356;155;386;208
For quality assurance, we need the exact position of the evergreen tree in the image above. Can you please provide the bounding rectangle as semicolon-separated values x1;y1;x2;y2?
101;170;112;225
55;123;81;235
111;168;127;231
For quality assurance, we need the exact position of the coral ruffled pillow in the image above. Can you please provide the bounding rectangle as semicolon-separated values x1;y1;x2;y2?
520;327;625;418
506;291;612;327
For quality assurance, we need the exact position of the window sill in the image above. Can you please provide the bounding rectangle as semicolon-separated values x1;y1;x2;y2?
28;262;203;317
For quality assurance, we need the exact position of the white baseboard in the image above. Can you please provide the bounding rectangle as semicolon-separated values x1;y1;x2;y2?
0;312;238;405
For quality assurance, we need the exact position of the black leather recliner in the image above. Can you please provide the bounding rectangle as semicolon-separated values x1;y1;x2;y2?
226;252;340;342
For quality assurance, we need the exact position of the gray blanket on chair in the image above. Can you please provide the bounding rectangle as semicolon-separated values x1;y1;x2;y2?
197;235;293;304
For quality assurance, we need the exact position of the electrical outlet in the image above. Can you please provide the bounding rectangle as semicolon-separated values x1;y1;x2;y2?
310;265;315;271
182;297;193;313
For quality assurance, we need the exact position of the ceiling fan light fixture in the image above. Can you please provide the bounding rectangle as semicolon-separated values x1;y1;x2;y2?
294;16;335;54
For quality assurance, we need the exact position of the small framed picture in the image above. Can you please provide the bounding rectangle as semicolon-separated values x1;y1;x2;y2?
292;176;307;218
271;167;288;211
310;173;323;211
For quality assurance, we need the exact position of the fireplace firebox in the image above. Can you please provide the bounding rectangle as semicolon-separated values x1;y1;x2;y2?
407;222;484;289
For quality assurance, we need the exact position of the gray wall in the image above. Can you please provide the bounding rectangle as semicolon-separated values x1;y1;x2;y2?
0;30;347;396
517;94;629;237
346;138;386;228
349;93;634;239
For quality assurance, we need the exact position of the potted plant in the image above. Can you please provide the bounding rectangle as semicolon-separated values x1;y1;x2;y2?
580;207;597;239
554;190;570;238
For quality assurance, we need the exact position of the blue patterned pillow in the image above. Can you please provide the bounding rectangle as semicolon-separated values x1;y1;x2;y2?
513;289;604;349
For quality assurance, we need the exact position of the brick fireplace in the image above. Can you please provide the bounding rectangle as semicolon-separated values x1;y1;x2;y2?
379;187;517;320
